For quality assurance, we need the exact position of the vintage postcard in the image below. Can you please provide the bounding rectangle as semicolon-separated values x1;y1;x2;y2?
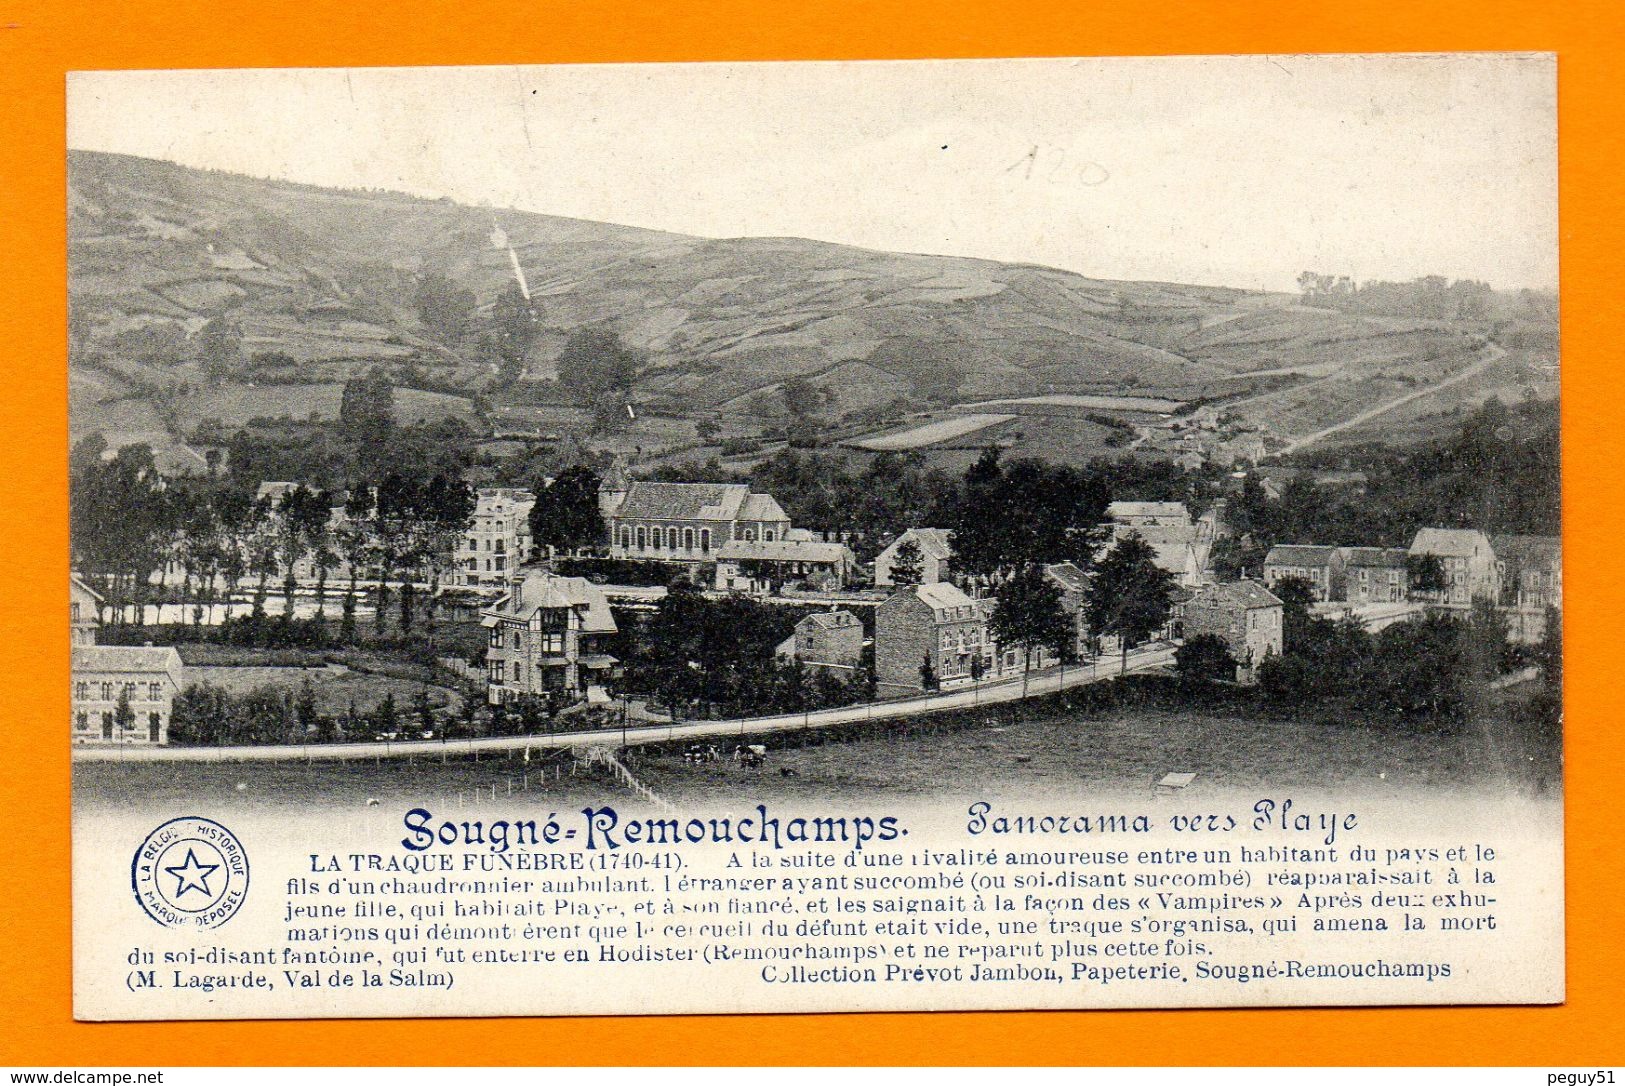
66;54;1561;1020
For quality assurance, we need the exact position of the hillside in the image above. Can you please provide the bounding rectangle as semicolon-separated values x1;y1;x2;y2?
67;150;1555;461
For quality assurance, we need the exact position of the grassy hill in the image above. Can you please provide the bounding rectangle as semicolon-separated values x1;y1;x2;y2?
67;150;1554;458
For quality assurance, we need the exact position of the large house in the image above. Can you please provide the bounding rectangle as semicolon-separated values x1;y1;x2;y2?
1493;534;1562;641
1108;523;1206;586
72;574;182;745
874;528;955;587
456;488;535;588
1409;528;1499;609
481;572;619;705
600;478;792;562
1263;545;1346;602
1341;547;1411;604
715;538;856;594
1178;580;1283;680
72;646;185;745
775;610;866;677
874;581;1052;697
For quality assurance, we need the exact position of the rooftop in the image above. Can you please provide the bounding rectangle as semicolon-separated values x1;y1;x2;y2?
1193;580;1282;610
1410;527;1493;559
612;481;755;523
718;539;852;564
482;573;617;634
72;644;184;679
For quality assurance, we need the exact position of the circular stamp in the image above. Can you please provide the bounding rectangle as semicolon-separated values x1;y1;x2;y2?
131;816;250;929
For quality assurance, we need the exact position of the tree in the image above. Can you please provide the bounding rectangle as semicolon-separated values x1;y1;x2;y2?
530;465;606;555
113;686;135;740
989;563;1071;695
556;327;640;432
295;678;321;741
1407;553;1448;599
1084;534;1176;673
412;272;476;344
919;653;938;692
195;317;242;381
1175;634;1238;686
339;370;395;447
888;537;924;587
489;283;537;381
1270;575;1318;648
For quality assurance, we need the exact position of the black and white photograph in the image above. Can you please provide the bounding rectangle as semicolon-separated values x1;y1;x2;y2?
65;55;1563;1019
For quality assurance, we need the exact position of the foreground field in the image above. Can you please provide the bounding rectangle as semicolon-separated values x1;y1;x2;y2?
74;696;1554;814
631;700;1548;805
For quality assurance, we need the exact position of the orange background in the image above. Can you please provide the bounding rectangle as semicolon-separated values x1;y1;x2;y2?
2;0;1619;1066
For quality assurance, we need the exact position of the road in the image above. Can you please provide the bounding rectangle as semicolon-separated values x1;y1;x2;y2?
1274;343;1505;456
72;645;1177;764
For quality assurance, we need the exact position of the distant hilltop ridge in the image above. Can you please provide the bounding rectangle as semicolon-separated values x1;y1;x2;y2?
68;149;1545;441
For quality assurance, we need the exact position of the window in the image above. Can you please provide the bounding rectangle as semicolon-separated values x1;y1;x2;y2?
621;528;632;550
148;682;161;701
537;634;564;654
489;626;503;648
743;529;755;542
71;602;81;622
75;682;88;700
495;557;505;571
512;631;522;649
764;530;776;542
75;711;88;731
488;660;504;683
123;682;137;700
684;528;695;551
636;527;647;549
101;682;113;701
511;661;523;683
700;529;710;554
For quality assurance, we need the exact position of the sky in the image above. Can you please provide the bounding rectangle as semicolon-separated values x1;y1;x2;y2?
67;55;1557;293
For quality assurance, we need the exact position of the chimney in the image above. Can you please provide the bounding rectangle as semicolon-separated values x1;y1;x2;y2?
509;571;526;611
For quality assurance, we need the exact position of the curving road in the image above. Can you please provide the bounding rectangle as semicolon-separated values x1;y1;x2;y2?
1274;343;1505;456
72;645;1177;764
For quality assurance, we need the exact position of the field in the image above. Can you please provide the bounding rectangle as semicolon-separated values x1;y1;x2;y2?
628;699;1548;805
188;664;457;716
74;697;1554;815
849;413;1014;450
960;393;1185;412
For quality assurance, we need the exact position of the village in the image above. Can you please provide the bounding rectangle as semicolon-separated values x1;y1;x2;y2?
68;427;1561;755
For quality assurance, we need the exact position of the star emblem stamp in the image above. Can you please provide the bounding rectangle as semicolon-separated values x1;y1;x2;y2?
131;816;249;929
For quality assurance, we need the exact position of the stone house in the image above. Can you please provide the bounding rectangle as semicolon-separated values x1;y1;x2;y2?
775;609;866;677
1341;547;1411;604
1263;545;1346;602
1108;523;1207;586
1178;580;1283;680
874;582;1051;697
456;488;535;588
481;572;618;705
1492;534;1562;642
874;528;955;587
1408;528;1499;609
72;644;184;745
600;478;791;562
715;538;856;594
